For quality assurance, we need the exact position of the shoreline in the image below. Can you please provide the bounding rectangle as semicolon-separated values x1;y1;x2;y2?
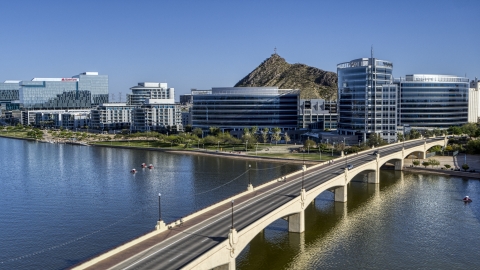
4;134;480;176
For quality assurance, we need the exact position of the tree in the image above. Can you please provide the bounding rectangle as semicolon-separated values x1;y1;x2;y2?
448;126;462;135
261;128;269;143
462;164;470;171
444;164;451;170
367;133;387;147
409;129;421;139
284;132;290;144
428;158;440;168
184;125;193;133
271;127;281;145
250;126;258;141
422;161;430;168
461;123;478;138
209;126;220;136
304;139;315;149
193;128;203;138
412;160;420;167
397;133;404;142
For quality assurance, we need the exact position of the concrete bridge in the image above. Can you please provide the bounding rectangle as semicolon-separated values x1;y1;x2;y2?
73;137;446;270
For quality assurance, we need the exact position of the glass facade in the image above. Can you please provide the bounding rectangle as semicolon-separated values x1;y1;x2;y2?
337;58;397;142
397;74;469;128
191;87;299;130
18;72;108;109
0;81;20;111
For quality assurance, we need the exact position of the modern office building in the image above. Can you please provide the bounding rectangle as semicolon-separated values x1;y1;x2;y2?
21;109;90;128
127;82;174;105
0;80;20;112
18;72;108;110
131;99;182;132
180;94;193;105
191;87;299;131
337;57;398;143
397;74;469;129
90;103;136;131
298;99;337;130
470;78;479;123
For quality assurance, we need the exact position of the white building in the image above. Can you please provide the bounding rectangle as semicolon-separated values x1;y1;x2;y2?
131;99;182;132
127;82;174;105
90;103;136;131
470;78;480;123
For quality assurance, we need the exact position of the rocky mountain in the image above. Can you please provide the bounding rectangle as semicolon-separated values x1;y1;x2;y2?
234;54;338;100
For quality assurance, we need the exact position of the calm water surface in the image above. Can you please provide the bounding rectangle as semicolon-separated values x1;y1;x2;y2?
0;137;299;269
1;137;479;269
237;171;480;269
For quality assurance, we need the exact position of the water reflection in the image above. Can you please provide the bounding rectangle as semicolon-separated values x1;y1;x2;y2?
0;138;300;270
237;170;480;269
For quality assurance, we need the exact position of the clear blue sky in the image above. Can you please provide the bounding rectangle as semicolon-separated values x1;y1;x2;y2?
0;0;478;101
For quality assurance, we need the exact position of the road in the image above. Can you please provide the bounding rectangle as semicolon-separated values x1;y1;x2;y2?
102;138;442;270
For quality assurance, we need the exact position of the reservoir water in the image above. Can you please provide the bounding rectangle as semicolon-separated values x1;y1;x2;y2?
1;137;479;269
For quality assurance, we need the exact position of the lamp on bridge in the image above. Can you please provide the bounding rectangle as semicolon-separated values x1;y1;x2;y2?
248;164;251;186
345;152;348;168
231;200;235;229
302;152;305;190
158;193;162;222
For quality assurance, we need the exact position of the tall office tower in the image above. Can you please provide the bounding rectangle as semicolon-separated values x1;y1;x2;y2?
18;72;108;110
337;57;397;143
471;78;480;123
397;74;469;128
127;82;174;105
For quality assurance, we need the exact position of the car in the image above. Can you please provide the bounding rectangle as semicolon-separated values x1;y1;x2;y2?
347;164;353;170
372;151;379;155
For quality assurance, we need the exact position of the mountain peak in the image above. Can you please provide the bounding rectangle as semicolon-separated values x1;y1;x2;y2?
234;55;337;100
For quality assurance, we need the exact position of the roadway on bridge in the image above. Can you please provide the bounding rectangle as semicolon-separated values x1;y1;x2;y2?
89;138;442;270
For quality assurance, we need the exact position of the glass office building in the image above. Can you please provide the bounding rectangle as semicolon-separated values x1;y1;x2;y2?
0;81;20;111
337;58;397;143
397;74;469;129
191;87;299;130
18;72;108;109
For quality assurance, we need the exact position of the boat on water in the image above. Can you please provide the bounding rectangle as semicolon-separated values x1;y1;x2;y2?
148;164;154;169
463;196;472;202
131;168;137;173
141;163;147;168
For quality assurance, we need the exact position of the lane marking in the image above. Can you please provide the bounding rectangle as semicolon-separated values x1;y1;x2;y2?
168;253;183;262
115;139;439;269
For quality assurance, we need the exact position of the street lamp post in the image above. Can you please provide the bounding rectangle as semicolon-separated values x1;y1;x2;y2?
245;140;248;153
158;193;162;221
302;152;305;189
256;142;258;156
248;164;251;186
345;152;348;168
231;200;234;229
217;141;220;152
332;142;335;156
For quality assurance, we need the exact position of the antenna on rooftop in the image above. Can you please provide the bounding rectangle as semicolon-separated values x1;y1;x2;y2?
371;45;374;59
274;47;277;55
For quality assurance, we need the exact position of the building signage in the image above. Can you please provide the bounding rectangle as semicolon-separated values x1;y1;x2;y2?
61;78;78;82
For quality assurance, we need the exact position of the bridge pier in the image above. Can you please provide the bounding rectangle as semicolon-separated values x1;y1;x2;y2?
334;185;347;202
288;210;305;233
247;183;254;192
366;171;379;184
394;159;404;170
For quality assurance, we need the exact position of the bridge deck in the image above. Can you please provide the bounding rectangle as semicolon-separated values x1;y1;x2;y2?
80;166;312;270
